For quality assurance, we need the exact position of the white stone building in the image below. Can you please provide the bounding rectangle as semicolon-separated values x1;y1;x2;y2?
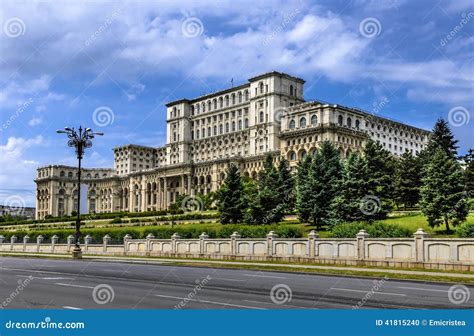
35;71;430;219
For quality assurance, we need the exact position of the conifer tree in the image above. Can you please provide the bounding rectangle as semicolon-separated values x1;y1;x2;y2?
424;118;459;159
330;153;370;224
363;139;396;218
420;149;468;232
394;152;423;209
276;158;295;213
218;163;245;224
295;155;313;223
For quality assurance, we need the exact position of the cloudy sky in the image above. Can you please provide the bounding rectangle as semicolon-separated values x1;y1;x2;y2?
0;0;473;207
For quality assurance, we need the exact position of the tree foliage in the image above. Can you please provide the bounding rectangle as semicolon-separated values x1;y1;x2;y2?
218;163;246;224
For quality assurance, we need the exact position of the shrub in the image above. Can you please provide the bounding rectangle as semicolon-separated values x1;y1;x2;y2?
457;221;474;238
330;222;412;238
110;217;122;224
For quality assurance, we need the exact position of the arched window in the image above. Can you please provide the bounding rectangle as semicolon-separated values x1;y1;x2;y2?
219;97;223;108
232;121;236;131
259;111;264;123
196;104;200;113
355;120;360;129
244;90;249;100
196;130;200;139
225;123;229;133
231;94;236;105
347;117;352;128
202;128;205;137
300;117;306;128
214;126;217;135
225;96;229;106
300;150;307;160
311;115;317;125
238;120;242;130
289;119;296;129
219;124;223;134
288;151;296;161
202;102;206;112
60;171;65;177
238;92;242;103
259;82;264;94
244;118;249;128
338;115;343;126
67;172;73;178
207;101;211;111
213;99;217;110
289;85;294;96
208;127;211;136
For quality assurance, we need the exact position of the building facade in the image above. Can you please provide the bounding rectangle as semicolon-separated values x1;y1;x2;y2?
35;71;430;219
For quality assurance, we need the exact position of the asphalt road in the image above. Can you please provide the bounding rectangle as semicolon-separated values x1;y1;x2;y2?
0;257;472;310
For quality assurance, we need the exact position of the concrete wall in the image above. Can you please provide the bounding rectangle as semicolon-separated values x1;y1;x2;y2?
0;229;473;271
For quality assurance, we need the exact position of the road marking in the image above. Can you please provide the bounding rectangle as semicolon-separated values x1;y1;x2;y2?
16;275;73;280
154;294;267;310
243;274;286;279
331;288;406;296
55;283;94;289
243;299;317;309
214;278;246;282
397;286;449;293
63;306;83;310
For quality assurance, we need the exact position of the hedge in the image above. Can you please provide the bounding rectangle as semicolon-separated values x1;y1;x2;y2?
457;222;474;238
330;222;412;238
0;224;306;243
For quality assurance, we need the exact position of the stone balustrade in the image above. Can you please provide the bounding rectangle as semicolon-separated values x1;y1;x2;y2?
0;229;473;271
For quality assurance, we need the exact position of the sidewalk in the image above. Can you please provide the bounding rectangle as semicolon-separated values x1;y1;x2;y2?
1;252;473;279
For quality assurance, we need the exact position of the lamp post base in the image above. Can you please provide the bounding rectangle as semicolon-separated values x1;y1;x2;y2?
72;246;83;259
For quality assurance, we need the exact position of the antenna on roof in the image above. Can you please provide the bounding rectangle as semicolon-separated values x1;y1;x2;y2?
231;78;234;88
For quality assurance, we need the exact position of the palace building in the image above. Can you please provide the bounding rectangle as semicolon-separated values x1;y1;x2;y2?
35;71;430;219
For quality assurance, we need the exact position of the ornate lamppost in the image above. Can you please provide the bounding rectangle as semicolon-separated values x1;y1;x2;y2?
57;126;103;259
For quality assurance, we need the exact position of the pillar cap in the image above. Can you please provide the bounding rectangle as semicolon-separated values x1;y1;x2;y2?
308;230;319;238
414;228;429;237
146;233;155;239
230;231;241;238
267;231;278;238
199;232;209;239
123;234;132;240
171;233;181;239
356;229;370;238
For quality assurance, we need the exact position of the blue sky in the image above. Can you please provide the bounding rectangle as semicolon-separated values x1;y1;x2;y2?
0;0;473;207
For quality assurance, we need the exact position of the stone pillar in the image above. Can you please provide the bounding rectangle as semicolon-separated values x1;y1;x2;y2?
171;233;180;254
67;235;75;251
266;231;278;257
23;235;30;251
414;228;428;263
84;234;92;252
37;235;44;252
308;230;319;258
187;175;192;196
163;177;168;211
103;234;111;253
51;235;59;253
146;233;155;253
230;231;241;256
10;235;16;251
356;229;369;260
123;234;132;253
199;232;209;255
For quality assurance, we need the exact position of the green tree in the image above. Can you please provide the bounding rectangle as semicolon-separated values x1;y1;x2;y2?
424;118;459;159
330;153;371;224
307;140;342;229
461;148;474;195
364;140;396;219
276;158;295;213
394;152;423;209
295;155;313;223
218;163;245;224
420;149;468;232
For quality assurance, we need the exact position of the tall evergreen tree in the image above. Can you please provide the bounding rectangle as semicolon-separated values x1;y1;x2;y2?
394;152;423;209
307;140;342;229
363;140;396;219
420;149;468;232
330;153;371;224
276;158;295;213
246;155;283;224
218;163;245;224
461;148;474;195
424;118;459;159
295;155;313;223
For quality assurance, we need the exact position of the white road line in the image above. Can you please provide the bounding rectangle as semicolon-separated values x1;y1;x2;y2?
243;299;317;309
55;283;94;289
331;288;406;296
154;294;267;310
16;275;73;280
63;306;83;310
243;274;286;279
397;286;449;293
214;278;246;282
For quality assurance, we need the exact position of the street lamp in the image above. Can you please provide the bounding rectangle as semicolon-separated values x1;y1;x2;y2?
56;126;103;259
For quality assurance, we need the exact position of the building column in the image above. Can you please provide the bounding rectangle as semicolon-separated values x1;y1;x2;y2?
163;177;168;210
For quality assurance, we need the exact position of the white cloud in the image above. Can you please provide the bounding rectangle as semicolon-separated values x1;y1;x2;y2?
28;117;42;126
